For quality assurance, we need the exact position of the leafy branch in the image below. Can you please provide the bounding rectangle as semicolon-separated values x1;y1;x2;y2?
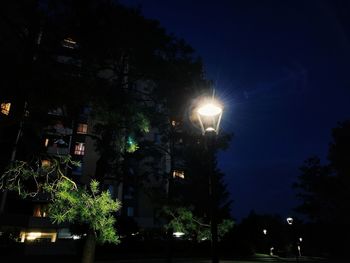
0;155;79;198
163;206;234;242
0;155;121;244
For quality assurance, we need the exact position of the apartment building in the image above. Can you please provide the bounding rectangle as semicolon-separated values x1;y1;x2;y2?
0;33;176;247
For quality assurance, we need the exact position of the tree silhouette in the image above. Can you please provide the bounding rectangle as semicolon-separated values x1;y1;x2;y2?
294;120;350;256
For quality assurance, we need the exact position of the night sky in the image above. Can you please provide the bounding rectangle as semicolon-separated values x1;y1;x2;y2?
121;0;350;221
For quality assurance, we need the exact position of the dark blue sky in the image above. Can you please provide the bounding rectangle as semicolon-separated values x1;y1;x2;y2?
122;0;350;221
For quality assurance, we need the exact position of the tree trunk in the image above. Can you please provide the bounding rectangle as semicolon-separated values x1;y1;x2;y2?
82;229;96;263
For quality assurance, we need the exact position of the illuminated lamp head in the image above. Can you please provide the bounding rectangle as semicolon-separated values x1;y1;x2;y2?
197;100;223;135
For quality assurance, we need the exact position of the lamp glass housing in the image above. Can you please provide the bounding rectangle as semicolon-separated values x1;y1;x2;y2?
197;102;223;135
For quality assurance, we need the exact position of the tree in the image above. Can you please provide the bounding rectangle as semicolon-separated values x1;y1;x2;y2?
294;121;350;223
294;120;350;256
40;0;210;188
294;157;335;223
163;206;233;243
0;155;121;263
1;3;234;260
235;211;292;256
179;132;233;221
51;179;120;263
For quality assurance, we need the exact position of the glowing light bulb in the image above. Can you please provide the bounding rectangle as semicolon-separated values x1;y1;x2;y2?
197;103;222;116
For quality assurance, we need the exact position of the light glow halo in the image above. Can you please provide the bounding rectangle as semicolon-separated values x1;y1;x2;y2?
197;103;222;117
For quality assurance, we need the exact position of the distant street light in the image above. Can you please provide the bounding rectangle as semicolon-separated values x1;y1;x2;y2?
297;245;301;257
286;217;299;262
173;232;185;238
196;96;223;263
298;237;303;257
262;229;269;255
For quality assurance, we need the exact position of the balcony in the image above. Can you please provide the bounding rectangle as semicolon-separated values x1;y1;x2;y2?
46;146;70;155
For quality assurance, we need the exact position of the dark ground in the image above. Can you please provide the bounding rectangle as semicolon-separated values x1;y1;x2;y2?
0;254;342;263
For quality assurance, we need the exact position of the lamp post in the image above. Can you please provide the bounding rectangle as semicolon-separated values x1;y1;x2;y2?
297;237;302;257
286;217;293;225
286;217;294;256
263;229;269;255
197;99;223;263
286;217;298;262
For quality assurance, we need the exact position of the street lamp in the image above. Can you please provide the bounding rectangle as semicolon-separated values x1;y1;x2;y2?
197;101;223;135
286;217;299;262
262;229;269;255
197;98;223;263
297;237;303;257
173;232;185;238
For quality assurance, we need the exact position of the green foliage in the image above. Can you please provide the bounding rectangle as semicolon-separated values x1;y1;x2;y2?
50;180;121;244
218;219;235;238
135;112;150;133
126;136;139;153
163;206;234;242
164;206;198;236
0;155;79;198
0;155;121;244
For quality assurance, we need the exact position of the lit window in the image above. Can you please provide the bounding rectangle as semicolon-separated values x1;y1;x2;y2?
41;159;51;168
173;170;185;179
1;102;11;115
44;138;49;147
77;123;88;134
61;37;78;49
74;143;85;155
127;207;134;217
33;204;48;217
20;231;57;242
